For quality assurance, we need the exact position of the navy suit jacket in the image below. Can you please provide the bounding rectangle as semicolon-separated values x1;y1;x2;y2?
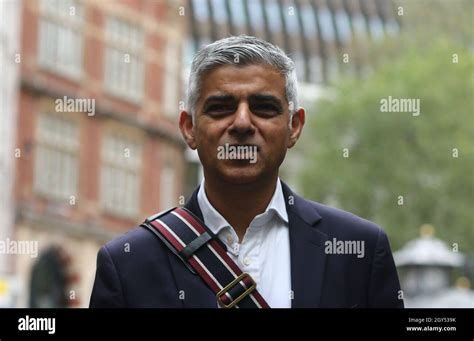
90;182;403;308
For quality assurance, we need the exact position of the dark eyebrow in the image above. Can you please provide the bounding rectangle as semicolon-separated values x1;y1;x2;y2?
202;95;236;106
249;94;284;110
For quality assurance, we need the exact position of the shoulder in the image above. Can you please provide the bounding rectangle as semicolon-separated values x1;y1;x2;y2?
290;188;386;246
282;181;381;235
100;225;168;262
313;200;381;235
294;196;396;267
104;225;152;249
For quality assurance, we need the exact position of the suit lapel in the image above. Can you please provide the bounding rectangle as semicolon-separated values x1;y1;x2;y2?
281;182;329;308
180;182;329;308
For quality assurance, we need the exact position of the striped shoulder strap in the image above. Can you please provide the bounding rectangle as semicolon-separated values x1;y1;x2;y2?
141;207;270;309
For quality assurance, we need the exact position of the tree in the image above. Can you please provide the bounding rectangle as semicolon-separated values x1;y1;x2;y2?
300;37;474;251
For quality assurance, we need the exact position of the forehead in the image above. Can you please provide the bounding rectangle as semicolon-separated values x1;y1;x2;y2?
199;64;286;99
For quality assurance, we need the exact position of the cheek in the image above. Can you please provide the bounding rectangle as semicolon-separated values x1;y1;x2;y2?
195;124;225;160
196;124;218;145
264;125;290;146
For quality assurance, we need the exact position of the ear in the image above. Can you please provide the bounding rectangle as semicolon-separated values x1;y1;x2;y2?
287;107;305;149
179;111;197;149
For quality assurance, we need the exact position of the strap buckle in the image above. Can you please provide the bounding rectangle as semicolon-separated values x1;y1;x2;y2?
216;272;256;308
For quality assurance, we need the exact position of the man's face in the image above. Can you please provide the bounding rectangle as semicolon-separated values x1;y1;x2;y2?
180;64;304;185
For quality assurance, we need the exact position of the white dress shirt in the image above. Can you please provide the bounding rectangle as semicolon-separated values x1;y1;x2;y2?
197;178;291;308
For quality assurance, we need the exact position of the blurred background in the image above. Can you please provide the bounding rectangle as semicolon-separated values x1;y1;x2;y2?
0;0;472;308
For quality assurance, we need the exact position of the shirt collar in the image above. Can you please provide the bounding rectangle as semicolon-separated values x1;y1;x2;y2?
197;178;289;235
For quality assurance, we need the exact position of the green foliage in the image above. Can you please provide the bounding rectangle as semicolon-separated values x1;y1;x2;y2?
300;38;474;251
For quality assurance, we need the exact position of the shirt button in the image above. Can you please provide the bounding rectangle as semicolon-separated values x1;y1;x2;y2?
243;257;251;266
233;244;239;255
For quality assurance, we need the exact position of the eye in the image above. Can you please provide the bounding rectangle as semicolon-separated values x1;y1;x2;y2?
251;103;281;116
204;104;235;115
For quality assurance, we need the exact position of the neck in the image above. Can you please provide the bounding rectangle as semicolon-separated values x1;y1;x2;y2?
203;173;279;242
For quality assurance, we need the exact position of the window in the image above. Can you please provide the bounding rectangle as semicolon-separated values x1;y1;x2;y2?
266;1;282;32
193;0;209;21
369;17;385;40
160;162;176;211
385;19;400;35
104;16;144;102
34;113;79;201
163;39;180;117
38;0;83;78
352;13;367;37
183;38;195;67
229;0;246;27
318;8;335;42
210;0;228;24
301;4;317;36
247;0;263;31
285;1;300;35
335;11;352;44
100;134;142;218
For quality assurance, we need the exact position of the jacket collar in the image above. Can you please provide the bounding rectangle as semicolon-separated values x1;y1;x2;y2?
184;180;328;308
280;182;328;308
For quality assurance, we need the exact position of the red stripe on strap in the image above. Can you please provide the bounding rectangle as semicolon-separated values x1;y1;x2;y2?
174;207;207;234
186;257;223;295
150;219;222;295
150;220;184;251
175;208;244;276
175;207;270;308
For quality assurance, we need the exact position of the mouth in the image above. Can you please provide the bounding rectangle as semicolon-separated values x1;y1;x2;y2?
227;144;260;152
217;143;260;164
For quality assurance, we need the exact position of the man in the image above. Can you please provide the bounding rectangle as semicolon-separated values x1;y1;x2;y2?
90;36;403;308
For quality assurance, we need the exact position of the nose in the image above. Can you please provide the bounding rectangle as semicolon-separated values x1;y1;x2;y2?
228;102;255;136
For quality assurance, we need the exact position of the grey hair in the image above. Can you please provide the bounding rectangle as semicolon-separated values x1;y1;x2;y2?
186;35;298;124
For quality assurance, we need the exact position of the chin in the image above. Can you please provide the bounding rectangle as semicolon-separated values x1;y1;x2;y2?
217;163;265;185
